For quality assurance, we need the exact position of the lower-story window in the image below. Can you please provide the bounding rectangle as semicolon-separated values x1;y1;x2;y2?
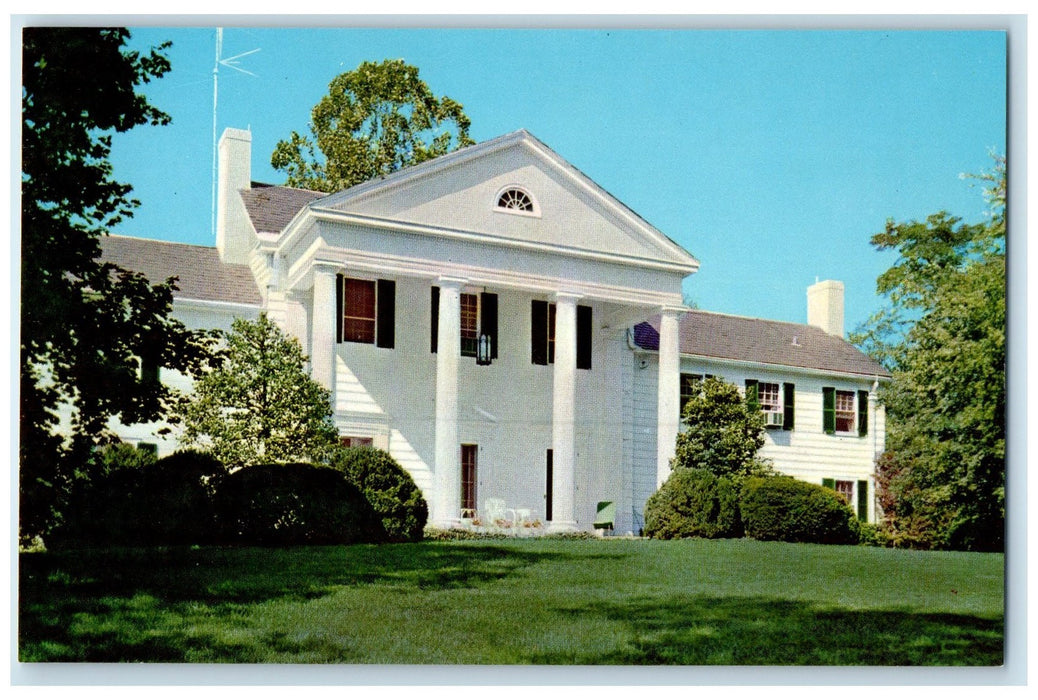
823;477;869;521
340;436;374;448
461;444;478;514
834;480;854;504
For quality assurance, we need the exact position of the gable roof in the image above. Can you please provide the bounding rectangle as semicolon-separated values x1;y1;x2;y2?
244;130;699;272
329;130;697;267
633;311;891;379
240;182;326;235
99;235;262;306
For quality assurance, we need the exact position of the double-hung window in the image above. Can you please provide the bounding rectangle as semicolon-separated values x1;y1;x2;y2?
823;477;871;521
679;373;716;419
460;293;479;357
531;300;592;369
822;387;869;436
745;379;795;430
336;275;395;348
430;287;499;359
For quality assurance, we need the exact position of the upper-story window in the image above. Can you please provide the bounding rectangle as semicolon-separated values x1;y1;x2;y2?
336;274;395;348
431;287;499;360
746;379;795;430
822;387;869;437
495;187;539;216
834;390;856;433
460;293;480;357
531;300;592;369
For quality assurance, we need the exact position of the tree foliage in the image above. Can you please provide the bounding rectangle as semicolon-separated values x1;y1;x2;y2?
180;315;339;468
20;28;218;540
271;59;474;192
673;377;771;478
851;155;1006;551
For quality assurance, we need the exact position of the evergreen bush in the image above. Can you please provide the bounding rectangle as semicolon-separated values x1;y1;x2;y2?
328;447;428;542
644;468;743;539
133;450;227;545
50;447;227;548
215;463;381;545
740;475;859;545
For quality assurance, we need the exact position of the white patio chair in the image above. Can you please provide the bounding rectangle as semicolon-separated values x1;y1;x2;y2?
483;498;516;530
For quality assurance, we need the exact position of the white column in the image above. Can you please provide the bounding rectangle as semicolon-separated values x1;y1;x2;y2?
433;277;465;527
310;264;338;393
550;292;580;530
656;307;683;488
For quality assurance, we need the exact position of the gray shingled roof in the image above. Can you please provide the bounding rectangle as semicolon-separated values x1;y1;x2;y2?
633;312;890;379
240;183;326;234
99;235;262;306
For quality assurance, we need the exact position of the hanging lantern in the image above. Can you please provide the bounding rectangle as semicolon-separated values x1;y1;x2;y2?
477;333;492;366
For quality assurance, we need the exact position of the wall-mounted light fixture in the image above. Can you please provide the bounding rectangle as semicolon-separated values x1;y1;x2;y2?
477;333;493;366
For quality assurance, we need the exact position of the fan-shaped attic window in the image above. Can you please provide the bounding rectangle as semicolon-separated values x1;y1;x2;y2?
494;187;539;217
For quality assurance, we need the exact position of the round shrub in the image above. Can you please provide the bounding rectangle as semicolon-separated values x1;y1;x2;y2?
328;447;428;542
215;463;381;545
644;469;743;539
132;450;227;545
51;448;227;548
740;476;859;545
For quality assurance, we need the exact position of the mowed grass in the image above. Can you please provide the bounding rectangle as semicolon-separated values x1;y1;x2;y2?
19;538;1003;665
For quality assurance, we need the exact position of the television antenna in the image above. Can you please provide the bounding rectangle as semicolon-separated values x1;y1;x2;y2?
211;28;260;240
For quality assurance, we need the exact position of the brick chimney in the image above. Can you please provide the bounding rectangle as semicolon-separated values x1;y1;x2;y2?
216;128;254;264
807;280;844;337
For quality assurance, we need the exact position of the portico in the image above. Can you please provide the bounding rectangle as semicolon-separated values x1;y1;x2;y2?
248;129;699;532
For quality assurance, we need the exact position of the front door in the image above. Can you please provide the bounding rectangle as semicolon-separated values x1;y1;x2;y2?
461;444;478;514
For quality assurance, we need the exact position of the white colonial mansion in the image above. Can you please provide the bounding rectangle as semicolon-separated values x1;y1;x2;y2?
99;128;889;533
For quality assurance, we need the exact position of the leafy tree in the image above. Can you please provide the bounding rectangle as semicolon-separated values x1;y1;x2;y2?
20;28;218;540
851;155;1005;551
180;315;339;468
673;377;771;478
271;58;474;192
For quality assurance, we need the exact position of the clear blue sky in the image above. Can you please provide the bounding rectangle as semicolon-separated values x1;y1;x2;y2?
109;26;1006;336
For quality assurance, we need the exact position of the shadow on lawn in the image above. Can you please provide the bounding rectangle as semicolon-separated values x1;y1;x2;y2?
529;595;1004;666
19;542;601;662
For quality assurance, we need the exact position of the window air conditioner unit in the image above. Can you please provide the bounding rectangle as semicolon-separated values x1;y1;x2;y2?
765;411;784;427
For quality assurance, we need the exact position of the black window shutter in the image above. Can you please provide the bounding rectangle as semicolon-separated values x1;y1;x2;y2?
822;387;836;434
431;286;440;353
744;379;759;412
531;300;548;365
576;305;592;370
857;480;869;521
782;382;795;430
335;273;344;344
376;279;395;349
858;390;869;437
481;292;499;359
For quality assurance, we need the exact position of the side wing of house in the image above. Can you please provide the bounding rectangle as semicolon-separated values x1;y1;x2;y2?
89;235;264;455
629;308;890;530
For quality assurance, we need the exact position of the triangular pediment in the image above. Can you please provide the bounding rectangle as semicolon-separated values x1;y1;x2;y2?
313;131;698;270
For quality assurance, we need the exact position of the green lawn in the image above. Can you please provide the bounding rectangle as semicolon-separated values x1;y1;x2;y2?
19;538;1004;665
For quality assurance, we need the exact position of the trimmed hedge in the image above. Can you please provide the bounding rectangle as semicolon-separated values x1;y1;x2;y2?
645;469;743;539
215;463;381;545
134;450;227;545
328;447;428;542
51;448;226;548
740;476;858;545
